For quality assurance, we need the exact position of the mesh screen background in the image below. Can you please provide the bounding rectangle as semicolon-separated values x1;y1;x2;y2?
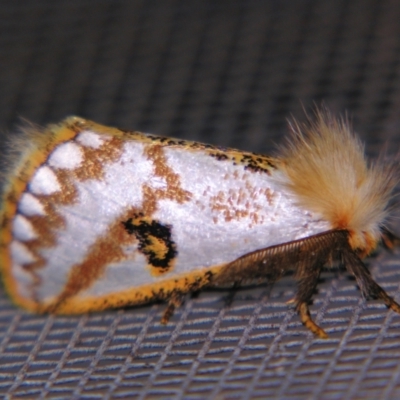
1;0;400;398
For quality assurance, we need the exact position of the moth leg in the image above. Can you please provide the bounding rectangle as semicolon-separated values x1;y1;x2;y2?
160;271;215;324
343;248;400;313
161;292;184;324
297;302;328;339
295;263;327;339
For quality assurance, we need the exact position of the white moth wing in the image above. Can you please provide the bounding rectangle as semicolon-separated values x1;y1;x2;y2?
5;121;331;309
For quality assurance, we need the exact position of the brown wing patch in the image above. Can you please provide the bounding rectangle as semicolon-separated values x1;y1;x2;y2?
73;136;123;181
43;209;139;313
204;172;276;227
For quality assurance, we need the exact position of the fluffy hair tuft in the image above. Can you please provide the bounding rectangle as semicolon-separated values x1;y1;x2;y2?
279;110;399;255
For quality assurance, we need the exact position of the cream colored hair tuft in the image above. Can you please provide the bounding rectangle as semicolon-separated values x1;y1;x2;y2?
279;110;399;254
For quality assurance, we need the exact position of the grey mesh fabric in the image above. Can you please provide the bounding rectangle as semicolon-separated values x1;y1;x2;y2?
1;1;400;399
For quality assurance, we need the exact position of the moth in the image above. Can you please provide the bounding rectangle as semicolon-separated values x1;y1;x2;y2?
1;110;399;338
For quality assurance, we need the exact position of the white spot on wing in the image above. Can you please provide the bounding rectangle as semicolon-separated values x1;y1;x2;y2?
29;166;61;195
10;241;37;265
18;193;46;216
76;130;109;149
12;215;37;241
48;142;83;169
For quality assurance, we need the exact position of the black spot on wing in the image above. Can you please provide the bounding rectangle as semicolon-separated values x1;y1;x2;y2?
208;150;276;174
122;214;177;272
240;154;276;173
209;153;229;161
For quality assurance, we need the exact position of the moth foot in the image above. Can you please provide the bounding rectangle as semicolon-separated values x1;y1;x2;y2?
297;301;328;339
